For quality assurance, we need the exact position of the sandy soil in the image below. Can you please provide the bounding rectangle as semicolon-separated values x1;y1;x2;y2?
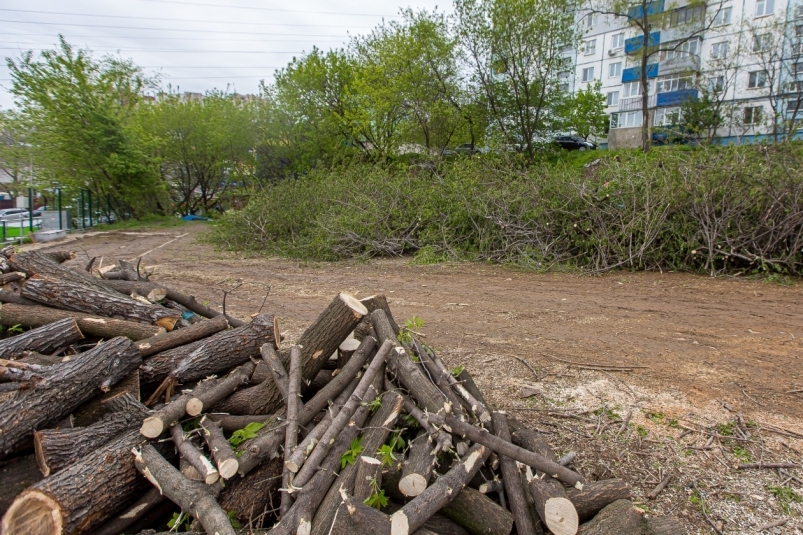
31;222;803;534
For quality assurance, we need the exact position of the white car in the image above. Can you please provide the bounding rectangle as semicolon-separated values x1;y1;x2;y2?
0;208;30;221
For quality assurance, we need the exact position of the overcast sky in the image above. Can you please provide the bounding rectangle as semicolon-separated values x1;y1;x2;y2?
0;0;451;110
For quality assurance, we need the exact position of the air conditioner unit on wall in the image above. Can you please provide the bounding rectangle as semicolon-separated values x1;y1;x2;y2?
608;49;617;56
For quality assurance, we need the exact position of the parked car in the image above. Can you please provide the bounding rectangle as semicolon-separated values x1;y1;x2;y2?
0;208;30;221
454;143;479;155
553;135;597;151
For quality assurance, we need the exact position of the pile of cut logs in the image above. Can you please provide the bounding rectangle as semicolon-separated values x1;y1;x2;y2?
0;246;685;535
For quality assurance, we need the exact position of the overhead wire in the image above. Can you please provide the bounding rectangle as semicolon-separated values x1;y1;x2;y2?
131;0;395;17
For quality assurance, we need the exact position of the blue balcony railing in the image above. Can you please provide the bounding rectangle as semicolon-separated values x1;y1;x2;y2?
656;89;698;107
622;63;659;82
627;0;665;20
625;32;661;54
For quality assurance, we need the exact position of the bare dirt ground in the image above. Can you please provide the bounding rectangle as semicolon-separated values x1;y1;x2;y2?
30;222;803;534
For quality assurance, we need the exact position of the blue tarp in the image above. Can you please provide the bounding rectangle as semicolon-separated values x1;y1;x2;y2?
181;214;211;221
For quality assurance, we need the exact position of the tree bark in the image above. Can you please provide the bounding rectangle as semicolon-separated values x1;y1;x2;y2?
140;314;278;385
0;272;25;285
309;369;334;391
441;486;515;535
566;479;631;522
0;317;83;359
186;360;256;416
0;337;141;458
329;487;391;535
309;389;404;535
0;455;42;517
0;302;164;340
398;392;452;455
134;444;235;535
1;427;148;535
71;372;141;427
354;456;383;502
34;395;147;476
8;250;116;295
87;487;165;535
200;416;240;480
337;337;361;369
21;275;180;330
0;288;39;306
360;294;400;334
413;341;465;420
428;413;586;487
399;430;437;497
262;343;289;403
141;379;216;438
281;346;302;516
292;341;390;489
492;412;539;535
170;422;219;484
135;314;229;358
99;279;247;327
219;457;283;529
207;414;275;433
528;469;579;535
390;443;491;535
575;499;647;534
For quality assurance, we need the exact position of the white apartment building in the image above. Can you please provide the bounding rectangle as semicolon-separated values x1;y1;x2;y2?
571;0;803;148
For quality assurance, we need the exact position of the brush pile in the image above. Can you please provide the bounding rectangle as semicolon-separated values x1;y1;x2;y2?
0;247;685;535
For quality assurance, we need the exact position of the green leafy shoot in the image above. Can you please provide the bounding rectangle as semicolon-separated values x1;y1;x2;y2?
363;477;389;510
366;395;383;413
450;365;465;377
377;444;397;467
732;445;751;462
340;436;364;469
6;324;24;335
227;510;241;529
167;511;193;531
402;413;419;428
388;431;406;452
182;416;201;432
768;486;802;514
229;422;266;449
398;315;425;344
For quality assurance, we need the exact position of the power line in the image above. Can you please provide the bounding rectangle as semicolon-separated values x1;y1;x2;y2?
0;47;312;53
0;34;346;43
0;8;385;28
0;19;363;36
133;0;394;17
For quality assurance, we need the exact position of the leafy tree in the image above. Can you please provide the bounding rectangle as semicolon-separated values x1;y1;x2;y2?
0;110;31;199
140;91;256;215
6;36;166;216
454;0;576;159
561;80;607;141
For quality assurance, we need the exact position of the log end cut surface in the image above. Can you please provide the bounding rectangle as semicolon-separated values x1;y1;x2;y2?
545;497;579;535
399;474;428;497
1;491;62;535
140;417;164;439
340;292;369;317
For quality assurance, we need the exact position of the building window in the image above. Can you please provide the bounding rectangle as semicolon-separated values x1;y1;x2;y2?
711;42;729;59
753;34;772;52
609;62;622;78
788;97;803;112
796;5;803;18
748;70;768;88
585;39;597;54
654;107;681;126
584;13;597;28
713;6;732;25
582;67;595;82
656;75;694;93
610;110;643;128
796;25;803;37
709;75;725;91
665;5;705;28
607;91;620;106
755;0;774;17
794;62;803;74
611;33;625;49
743;106;763;124
794;43;803;57
623;81;642;97
662;39;700;61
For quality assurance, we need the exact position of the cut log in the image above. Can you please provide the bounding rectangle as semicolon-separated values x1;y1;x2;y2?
262;343;289;403
338;337;362;368
309;369;334;391
0;289;38;306
141;379;216;438
444;364;491;426
360;294;400;334
13;351;62;366
441;486;515;535
528;469;579;535
399;430;437;497
309;389;404;535
280;345;302;516
330;487;391;535
1;427;148;535
88;487;165;535
21;274;180;330
0;272;25;285
575;499;647;534
40;250;75;264
0;317;82;358
71;371;141;427
0;336;142;458
0;455;42;517
34;395;148;476
390;443;491;535
207;414;275;433
8;250;116;295
200;416;240;480
291;340;390;489
492;412;539;535
99;279;247;327
133;444;235;535
0;302;164;340
219;457;283;529
140;314;278;386
185;360;256;416
508;418;558;462
169;423;219;484
566;479;631;522
412;340;465;419
428;413;586;487
355;456;383;501
135;314;229;357
398;392;452;456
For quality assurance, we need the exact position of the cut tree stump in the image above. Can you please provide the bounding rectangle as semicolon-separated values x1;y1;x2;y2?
399;430;437;497
21;275;180;330
1;427;149;535
0;302;164;341
441;486;515;535
575;499;648;534
354;456;383;502
566;479;631;522
135;314;229;357
200;416;239;480
185;360;256;416
528;469;579;535
169;423;219;484
0;336;142;458
0;317;83;358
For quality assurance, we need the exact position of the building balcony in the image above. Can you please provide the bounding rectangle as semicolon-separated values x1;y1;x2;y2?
625;32;661;54
622;63;659;82
627;0;665;20
620;95;657;111
655;89;698;107
658;54;701;75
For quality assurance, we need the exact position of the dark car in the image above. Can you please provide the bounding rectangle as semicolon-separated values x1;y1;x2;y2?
554;135;597;151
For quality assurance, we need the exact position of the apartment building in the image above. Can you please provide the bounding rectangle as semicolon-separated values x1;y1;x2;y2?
572;0;803;148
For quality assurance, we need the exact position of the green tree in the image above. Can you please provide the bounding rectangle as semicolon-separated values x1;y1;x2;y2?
140;91;256;215
6;36;166;216
562;80;608;141
0;110;32;199
454;0;576;159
